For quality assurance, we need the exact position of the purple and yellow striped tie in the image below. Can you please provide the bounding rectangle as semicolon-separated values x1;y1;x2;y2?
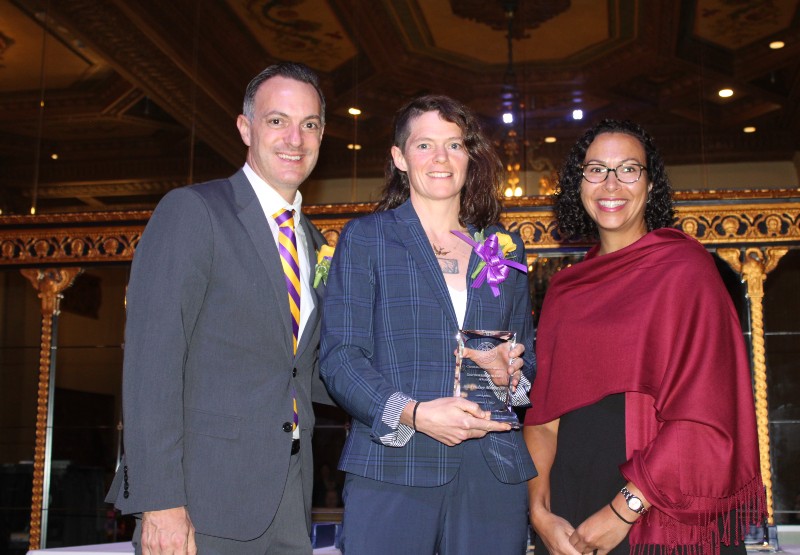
273;208;301;353
273;208;300;431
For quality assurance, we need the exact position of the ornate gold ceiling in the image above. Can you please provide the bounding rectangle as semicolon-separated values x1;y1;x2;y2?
0;0;799;214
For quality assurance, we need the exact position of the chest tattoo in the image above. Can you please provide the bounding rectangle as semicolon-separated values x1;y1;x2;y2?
438;258;459;274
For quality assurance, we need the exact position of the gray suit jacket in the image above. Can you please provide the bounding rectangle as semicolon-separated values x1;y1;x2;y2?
106;169;332;541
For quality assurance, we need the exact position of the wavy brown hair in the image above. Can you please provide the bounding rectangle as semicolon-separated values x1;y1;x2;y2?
555;119;675;241
376;95;503;230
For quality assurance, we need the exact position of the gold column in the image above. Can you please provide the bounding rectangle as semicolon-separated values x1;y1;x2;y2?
717;247;789;526
20;268;82;551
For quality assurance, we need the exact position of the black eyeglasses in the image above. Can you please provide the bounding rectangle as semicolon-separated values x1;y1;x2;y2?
581;163;647;184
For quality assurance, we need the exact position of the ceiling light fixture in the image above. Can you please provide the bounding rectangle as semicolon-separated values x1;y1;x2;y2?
499;1;525;198
500;1;518;122
349;102;360;199
769;41;785;50
572;109;583;120
30;7;53;216
743;126;756;133
544;136;557;143
718;88;734;98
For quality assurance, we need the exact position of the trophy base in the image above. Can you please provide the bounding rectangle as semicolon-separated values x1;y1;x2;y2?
491;411;521;430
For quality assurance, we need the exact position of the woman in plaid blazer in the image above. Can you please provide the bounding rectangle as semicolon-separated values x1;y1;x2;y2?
321;95;537;555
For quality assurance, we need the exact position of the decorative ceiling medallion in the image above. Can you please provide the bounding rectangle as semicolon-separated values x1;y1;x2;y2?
449;0;571;39
226;0;356;72
693;0;798;49
404;0;619;66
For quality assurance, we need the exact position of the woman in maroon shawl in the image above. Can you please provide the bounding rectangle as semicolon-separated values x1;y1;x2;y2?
524;119;765;555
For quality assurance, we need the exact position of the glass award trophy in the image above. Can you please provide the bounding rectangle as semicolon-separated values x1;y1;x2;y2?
455;329;520;429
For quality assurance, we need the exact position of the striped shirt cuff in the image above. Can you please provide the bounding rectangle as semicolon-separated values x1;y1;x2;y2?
512;374;532;406
487;374;532;406
378;392;415;447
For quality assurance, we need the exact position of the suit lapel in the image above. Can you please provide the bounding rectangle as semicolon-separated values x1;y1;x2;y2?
462;225;481;329
295;213;323;359
390;201;459;329
232;171;293;358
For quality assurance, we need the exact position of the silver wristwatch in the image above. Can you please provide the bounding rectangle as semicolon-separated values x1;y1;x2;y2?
620;486;647;515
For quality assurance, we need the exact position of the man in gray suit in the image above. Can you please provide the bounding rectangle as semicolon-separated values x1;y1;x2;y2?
106;62;332;555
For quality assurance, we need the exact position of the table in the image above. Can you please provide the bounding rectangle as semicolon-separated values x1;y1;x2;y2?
27;541;342;554
28;543;132;554
28;542;797;555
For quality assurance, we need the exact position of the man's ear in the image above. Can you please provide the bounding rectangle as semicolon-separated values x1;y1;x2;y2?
236;115;252;147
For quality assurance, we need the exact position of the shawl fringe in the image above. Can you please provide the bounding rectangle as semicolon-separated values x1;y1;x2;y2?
630;475;766;555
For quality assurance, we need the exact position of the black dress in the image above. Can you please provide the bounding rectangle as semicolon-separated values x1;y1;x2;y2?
534;393;745;555
534;393;629;555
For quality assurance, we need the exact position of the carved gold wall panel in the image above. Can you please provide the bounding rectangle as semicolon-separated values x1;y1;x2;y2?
0;225;142;265
1;193;796;265
20;268;83;551
717;247;790;526
676;203;800;245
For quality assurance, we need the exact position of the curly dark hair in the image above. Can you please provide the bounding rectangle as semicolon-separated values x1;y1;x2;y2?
555;119;675;241
375;95;503;230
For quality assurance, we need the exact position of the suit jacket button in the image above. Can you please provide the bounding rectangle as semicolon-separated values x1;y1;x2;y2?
292;367;297;377
282;422;293;433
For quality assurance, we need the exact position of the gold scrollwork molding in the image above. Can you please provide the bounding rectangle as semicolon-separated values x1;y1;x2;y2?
0;192;798;264
0;210;149;266
717;247;789;525
502;212;566;250
20;268;83;551
312;218;350;248
504;201;800;251
0;227;141;266
677;203;800;244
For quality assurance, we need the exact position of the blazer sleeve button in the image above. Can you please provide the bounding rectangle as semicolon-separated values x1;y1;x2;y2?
282;422;293;433
292;367;297;377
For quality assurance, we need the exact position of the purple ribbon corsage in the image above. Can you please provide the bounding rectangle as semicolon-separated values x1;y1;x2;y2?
451;230;527;297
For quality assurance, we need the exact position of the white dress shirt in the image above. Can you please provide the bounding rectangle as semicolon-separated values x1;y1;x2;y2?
243;163;315;345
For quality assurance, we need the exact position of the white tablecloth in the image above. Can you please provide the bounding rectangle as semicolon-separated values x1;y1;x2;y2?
27;541;341;554
27;541;799;555
27;543;133;554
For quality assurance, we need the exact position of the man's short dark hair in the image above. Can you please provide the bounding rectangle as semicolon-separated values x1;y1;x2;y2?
242;62;325;124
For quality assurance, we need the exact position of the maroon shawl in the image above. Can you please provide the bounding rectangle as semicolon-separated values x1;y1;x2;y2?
526;228;765;554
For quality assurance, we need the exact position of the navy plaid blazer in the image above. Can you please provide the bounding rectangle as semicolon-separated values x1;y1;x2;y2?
320;199;537;487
